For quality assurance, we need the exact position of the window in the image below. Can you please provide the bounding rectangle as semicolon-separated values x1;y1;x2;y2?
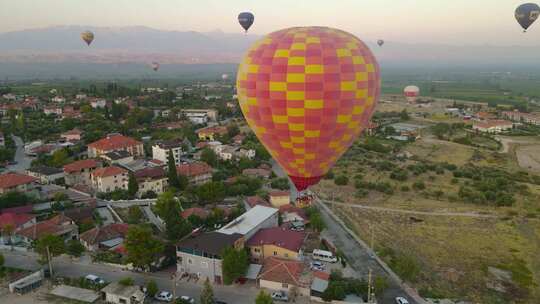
119;298;127;304
273;251;278;256
253;248;260;253
282;283;288;289
284;253;289;258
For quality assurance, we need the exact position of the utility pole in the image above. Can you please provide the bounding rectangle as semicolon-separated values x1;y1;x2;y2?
370;225;375;251
171;272;176;299
46;246;53;278
367;268;372;303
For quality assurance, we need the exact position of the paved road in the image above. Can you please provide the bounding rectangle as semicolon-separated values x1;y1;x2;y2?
325;201;498;218
1;250;261;304
7;135;33;172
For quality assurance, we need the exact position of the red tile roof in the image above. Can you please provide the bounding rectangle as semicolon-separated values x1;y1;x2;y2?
313;271;330;281
64;159;100;173
197;126;228;136
473;120;513;129
92;166;127;178
258;257;306;287
17;214;75;240
0;213;35;229
176;162;212;177
269;190;290;197
79;223;129;246
0;173;38;189
181;207;209;219
242;168;271;178
245;196;270;208
247;227;305;252
134;167;166;181
88;134;142;151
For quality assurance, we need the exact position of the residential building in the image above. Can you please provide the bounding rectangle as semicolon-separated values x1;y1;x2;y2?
51;96;66;103
0;132;4;147
63;206;95;226
87;134;144;158
257;257;311;296
176;231;243;284
75;94;87;100
217;145;236;161
176;162;213;185
502;110;540;125
26;166;64;184
183;112;208;124
101;150;134;165
472;120;513;134
269;191;291;208
60;129;83;142
0;213;36;245
218;205;279;240
0;173;38;194
63;159;101;187
16;214;78;244
101;282;145;304
180;207;209;220
244;196;271;210
91;166;128;193
134;167;168;197
43;105;62;116
242;168;271;179
232;134;245;145
152;140;183;165
237;148;256;159
90;99;107;109
246;227;305;263
196;126;228;141
181;109;218;122
79;223;129;252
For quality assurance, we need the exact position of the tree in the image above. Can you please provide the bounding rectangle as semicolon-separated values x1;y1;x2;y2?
127;206;144;224
201;148;218;167
128;172;139;198
200;278;214;304
221;247;249;285
66;240;85;257
49;149;71;167
154;191;192;241
400;109;410;121
0;252;4;268
178;173;189;191
146;280;158;297
35;234;65;272
255;291;274;304
119;277;134;286
270;177;290;190
1;223;14;250
125;225;164;271
196;181;226;203
334;175;349;186
167;150;180;189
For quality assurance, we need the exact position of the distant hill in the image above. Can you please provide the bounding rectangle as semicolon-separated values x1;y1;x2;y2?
0;25;539;79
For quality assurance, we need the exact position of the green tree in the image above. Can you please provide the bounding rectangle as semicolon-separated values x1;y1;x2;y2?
178;173;189;191
119;277;134;286
49;149;71;167
154;191;192;241
127;206;144;224
35;234;65;265
221;247;249;285
66;240;85;257
400;109;410;121
146;280;158;297
167;150;180;189
0;252;4;268
201;148;218;167
128;172;139;198
334;175;349;186
200;278;214;304
125;225;164;271
255;291;274;304
196;181;226;203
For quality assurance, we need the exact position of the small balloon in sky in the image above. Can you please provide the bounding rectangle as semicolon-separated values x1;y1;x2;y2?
377;39;384;47
151;62;160;71
515;3;540;32
238;12;255;33
81;31;94;46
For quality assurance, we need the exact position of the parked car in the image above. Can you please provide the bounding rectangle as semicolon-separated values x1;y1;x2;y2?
310;261;325;271
84;274;105;285
177;295;195;303
155;291;173;302
271;291;289;302
395;296;410;304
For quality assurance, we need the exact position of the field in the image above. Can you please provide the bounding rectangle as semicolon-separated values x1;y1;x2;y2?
314;108;540;303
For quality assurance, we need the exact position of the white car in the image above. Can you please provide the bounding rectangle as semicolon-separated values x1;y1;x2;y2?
177;295;195;303
310;261;325;271
271;291;289;302
84;274;105;285
155;291;173;302
395;296;410;304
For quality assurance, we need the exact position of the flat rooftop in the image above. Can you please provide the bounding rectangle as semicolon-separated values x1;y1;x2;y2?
218;205;278;236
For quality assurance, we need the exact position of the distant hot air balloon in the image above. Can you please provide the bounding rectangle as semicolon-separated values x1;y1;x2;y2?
377;39;384;47
404;85;420;103
81;31;94;46
238;12;255;33
237;27;380;191
222;73;229;81
151;62;160;71
515;3;540;32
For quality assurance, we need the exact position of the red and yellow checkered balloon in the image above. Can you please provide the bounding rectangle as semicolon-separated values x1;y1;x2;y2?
237;27;380;191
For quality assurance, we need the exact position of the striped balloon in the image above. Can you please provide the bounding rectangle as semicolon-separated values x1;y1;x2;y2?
237;27;380;191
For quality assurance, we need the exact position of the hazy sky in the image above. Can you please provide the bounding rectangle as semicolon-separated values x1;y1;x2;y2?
1;0;539;45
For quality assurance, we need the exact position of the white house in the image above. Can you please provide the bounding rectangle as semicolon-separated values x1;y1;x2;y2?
101;282;145;304
218;205;279;241
152;140;183;165
90;99;107;109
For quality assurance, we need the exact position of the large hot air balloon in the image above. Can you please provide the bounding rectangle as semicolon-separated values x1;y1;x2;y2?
404;85;420;103
151;62;160;71
238;12;255;33
377;39;384;47
237;27;380;191
515;3;540;32
81;31;94;46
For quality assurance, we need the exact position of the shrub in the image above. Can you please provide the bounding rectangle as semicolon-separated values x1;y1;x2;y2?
401;185;410;192
412;181;425;190
334;175;349;186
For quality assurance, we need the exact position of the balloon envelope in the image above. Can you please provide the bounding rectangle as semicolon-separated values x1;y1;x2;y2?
404;85;420;103
377;39;384;46
222;73;229;80
515;3;540;31
238;12;255;32
81;31;94;46
237;27;380;191
151;62;160;71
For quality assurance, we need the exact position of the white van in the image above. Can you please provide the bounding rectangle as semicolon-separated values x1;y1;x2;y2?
312;249;337;263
